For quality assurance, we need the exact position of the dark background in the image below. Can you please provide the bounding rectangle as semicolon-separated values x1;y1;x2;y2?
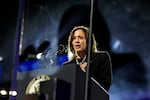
0;0;150;99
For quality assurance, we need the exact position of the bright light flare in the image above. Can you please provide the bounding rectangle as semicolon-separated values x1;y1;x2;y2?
0;90;7;95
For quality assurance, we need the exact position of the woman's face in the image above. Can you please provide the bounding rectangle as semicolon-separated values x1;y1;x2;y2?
72;29;87;53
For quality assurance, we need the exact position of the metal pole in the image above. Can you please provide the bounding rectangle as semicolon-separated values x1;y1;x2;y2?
10;0;25;99
84;0;94;100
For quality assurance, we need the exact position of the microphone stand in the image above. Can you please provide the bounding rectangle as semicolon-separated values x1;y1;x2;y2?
84;0;94;100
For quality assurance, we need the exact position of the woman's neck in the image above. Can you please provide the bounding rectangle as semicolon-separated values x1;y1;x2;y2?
76;51;86;59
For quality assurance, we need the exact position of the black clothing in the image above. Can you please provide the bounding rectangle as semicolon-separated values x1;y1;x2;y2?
63;51;112;91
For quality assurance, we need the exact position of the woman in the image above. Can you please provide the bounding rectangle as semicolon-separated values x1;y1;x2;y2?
63;26;112;91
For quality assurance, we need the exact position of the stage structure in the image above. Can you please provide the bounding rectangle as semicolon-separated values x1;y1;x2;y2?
17;64;109;100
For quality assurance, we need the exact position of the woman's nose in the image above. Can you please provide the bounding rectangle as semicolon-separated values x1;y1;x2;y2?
75;37;79;42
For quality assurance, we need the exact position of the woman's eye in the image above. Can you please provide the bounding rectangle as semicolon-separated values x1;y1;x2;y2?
72;36;84;40
79;36;84;39
72;37;75;40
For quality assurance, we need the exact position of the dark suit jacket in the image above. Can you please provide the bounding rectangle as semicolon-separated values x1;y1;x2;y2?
63;51;112;91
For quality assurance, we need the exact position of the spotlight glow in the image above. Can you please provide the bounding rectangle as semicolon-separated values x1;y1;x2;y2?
0;90;7;95
113;40;121;49
9;90;17;96
0;56;3;62
36;53;42;59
